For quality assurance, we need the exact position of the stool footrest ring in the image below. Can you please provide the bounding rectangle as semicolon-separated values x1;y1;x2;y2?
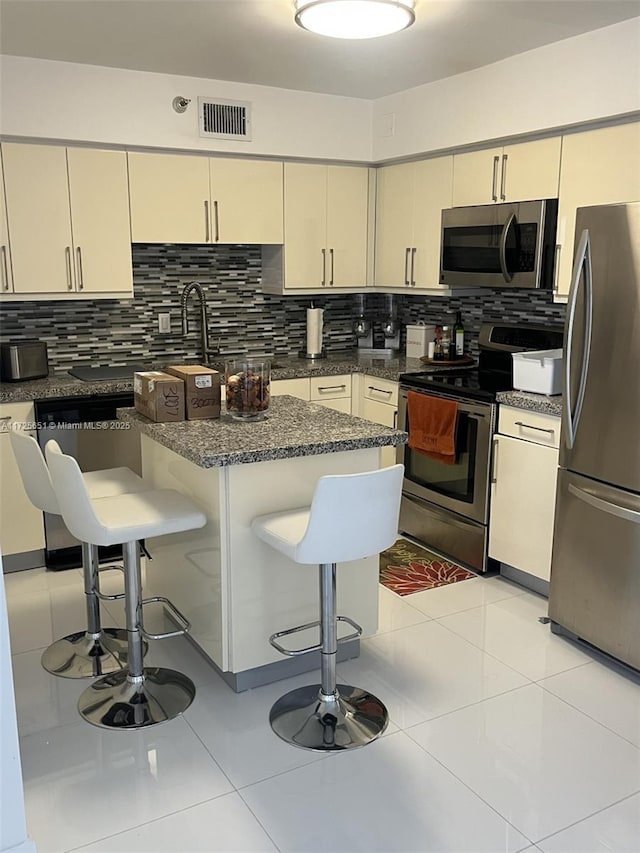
269;614;363;657
138;596;191;640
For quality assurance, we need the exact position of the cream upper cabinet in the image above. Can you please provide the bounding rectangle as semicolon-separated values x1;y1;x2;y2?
375;156;453;290
0;151;13;294
129;152;210;244
2;143;133;297
67;148;132;293
556;122;640;297
452;138;561;206
279;162;369;290
209;158;283;244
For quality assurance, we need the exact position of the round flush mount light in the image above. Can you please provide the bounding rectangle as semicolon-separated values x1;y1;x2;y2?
294;0;416;40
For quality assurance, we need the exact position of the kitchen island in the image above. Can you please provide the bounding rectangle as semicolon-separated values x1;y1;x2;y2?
117;396;407;691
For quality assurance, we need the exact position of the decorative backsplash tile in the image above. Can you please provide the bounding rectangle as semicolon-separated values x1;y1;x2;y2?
0;244;565;372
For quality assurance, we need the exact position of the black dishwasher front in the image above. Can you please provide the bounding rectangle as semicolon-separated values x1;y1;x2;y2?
34;393;141;570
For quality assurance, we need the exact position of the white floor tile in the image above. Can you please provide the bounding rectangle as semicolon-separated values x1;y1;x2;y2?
408;683;640;842
407;576;524;619
375;584;431;634
337;619;529;728
11;648;86;735
70;791;278;852
142;634;225;688
4;566;81;598
541;662;640;748
537;793;640;853
21;716;233;853
437;592;593;680
240;730;530;853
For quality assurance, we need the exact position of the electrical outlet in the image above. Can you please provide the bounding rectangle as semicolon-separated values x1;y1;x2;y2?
158;313;171;334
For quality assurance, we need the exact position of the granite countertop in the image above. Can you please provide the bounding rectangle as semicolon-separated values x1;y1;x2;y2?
117;395;407;468
0;351;470;404
496;390;563;417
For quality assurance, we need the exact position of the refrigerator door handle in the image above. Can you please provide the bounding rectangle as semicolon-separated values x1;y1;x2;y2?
568;483;640;525
563;229;593;449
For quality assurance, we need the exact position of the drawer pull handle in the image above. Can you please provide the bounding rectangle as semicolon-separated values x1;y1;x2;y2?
0;415;12;422
368;386;392;395
318;385;346;392
514;420;555;435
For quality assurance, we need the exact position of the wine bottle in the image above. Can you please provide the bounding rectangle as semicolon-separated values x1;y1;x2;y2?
454;311;465;357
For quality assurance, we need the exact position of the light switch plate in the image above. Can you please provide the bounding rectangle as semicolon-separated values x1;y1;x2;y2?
158;313;171;334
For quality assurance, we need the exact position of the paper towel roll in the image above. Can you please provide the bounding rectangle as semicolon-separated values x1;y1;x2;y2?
306;308;324;356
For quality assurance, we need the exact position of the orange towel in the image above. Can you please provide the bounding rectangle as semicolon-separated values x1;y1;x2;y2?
407;391;458;465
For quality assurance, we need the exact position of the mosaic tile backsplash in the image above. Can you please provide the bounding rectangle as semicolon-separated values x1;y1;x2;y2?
0;244;565;372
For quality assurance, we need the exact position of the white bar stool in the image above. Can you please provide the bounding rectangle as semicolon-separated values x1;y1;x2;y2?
251;463;404;752
10;429;150;679
45;440;207;730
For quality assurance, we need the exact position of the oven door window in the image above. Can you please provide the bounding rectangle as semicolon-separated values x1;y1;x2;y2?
405;412;477;503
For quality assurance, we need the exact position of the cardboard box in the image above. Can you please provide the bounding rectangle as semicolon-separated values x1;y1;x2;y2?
165;365;221;419
134;371;185;422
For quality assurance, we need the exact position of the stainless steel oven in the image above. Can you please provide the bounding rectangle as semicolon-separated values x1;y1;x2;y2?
397;386;496;573
440;199;558;289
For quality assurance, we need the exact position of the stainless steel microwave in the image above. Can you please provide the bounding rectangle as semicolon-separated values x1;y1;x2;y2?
439;198;558;289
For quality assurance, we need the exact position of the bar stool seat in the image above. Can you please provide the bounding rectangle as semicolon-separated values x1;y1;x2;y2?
251;463;404;752
9;430;150;679
46;440;207;730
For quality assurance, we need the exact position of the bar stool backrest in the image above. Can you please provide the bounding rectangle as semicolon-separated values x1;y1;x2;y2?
297;463;404;564
9;429;60;515
45;440;107;546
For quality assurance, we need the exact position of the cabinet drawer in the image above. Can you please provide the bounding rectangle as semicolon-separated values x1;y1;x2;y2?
499;406;560;448
362;376;398;406
310;374;351;400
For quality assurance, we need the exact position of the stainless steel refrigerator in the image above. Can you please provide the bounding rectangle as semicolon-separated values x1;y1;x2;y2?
549;202;640;671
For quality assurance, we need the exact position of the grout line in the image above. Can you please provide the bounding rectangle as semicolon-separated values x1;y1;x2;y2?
532;789;640;848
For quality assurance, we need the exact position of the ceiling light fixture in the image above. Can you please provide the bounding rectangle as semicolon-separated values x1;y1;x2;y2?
294;0;416;40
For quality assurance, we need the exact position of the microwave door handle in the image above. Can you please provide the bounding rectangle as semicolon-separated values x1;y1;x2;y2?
498;212;516;283
563;229;593;450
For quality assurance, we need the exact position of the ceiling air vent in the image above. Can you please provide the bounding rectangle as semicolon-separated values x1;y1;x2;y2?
198;97;252;141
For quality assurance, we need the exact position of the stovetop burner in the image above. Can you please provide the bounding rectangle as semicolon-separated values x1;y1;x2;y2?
399;369;509;403
68;364;149;382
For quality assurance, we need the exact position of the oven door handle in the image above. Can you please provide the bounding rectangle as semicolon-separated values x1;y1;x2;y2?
498;212;516;283
466;413;486;419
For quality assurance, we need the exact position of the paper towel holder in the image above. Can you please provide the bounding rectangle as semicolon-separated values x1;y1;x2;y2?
299;303;327;360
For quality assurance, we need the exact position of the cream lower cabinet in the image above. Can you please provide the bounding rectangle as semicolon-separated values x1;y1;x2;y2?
270;378;311;400
452;137;562;207
556;121;640;297
263;163;370;292
489;407;560;585
2;143;132;297
356;375;398;467
0;403;45;558
375;156;453;291
310;374;351;413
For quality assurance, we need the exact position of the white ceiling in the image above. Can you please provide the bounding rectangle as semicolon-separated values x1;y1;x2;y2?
1;0;638;99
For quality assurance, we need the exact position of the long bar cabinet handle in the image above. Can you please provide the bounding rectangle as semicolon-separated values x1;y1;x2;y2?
76;246;84;290
368;386;392;396
1;246;9;291
65;246;74;290
500;153;508;200
514;421;555;435
317;385;346;392
321;248;326;286
491;155;500;202
204;200;210;242
213;200;220;242
410;247;416;286
491;436;499;483
404;248;410;285
329;248;334;286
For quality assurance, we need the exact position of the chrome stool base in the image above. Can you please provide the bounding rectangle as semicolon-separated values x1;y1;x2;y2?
77;667;196;730
41;628;133;679
269;683;389;751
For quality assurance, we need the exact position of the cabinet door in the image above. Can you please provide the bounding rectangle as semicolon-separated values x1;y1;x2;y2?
0;150;13;293
361;397;397;428
556;122;640;296
452;148;502;206
500;137;561;203
2;143;74;293
489;434;558;581
67;148;132;293
270;378;311;400
128;152;210;244
412;156;453;288
210;158;283;245
326;165;368;287
0;404;45;555
283;163;327;288
375;162;414;287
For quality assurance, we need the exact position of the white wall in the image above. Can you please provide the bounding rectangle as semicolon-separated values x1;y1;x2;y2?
373;17;640;161
0;56;373;162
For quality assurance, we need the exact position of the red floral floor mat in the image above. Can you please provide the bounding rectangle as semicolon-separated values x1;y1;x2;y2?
380;538;476;595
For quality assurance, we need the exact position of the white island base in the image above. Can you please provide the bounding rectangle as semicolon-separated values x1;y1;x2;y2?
141;435;381;691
